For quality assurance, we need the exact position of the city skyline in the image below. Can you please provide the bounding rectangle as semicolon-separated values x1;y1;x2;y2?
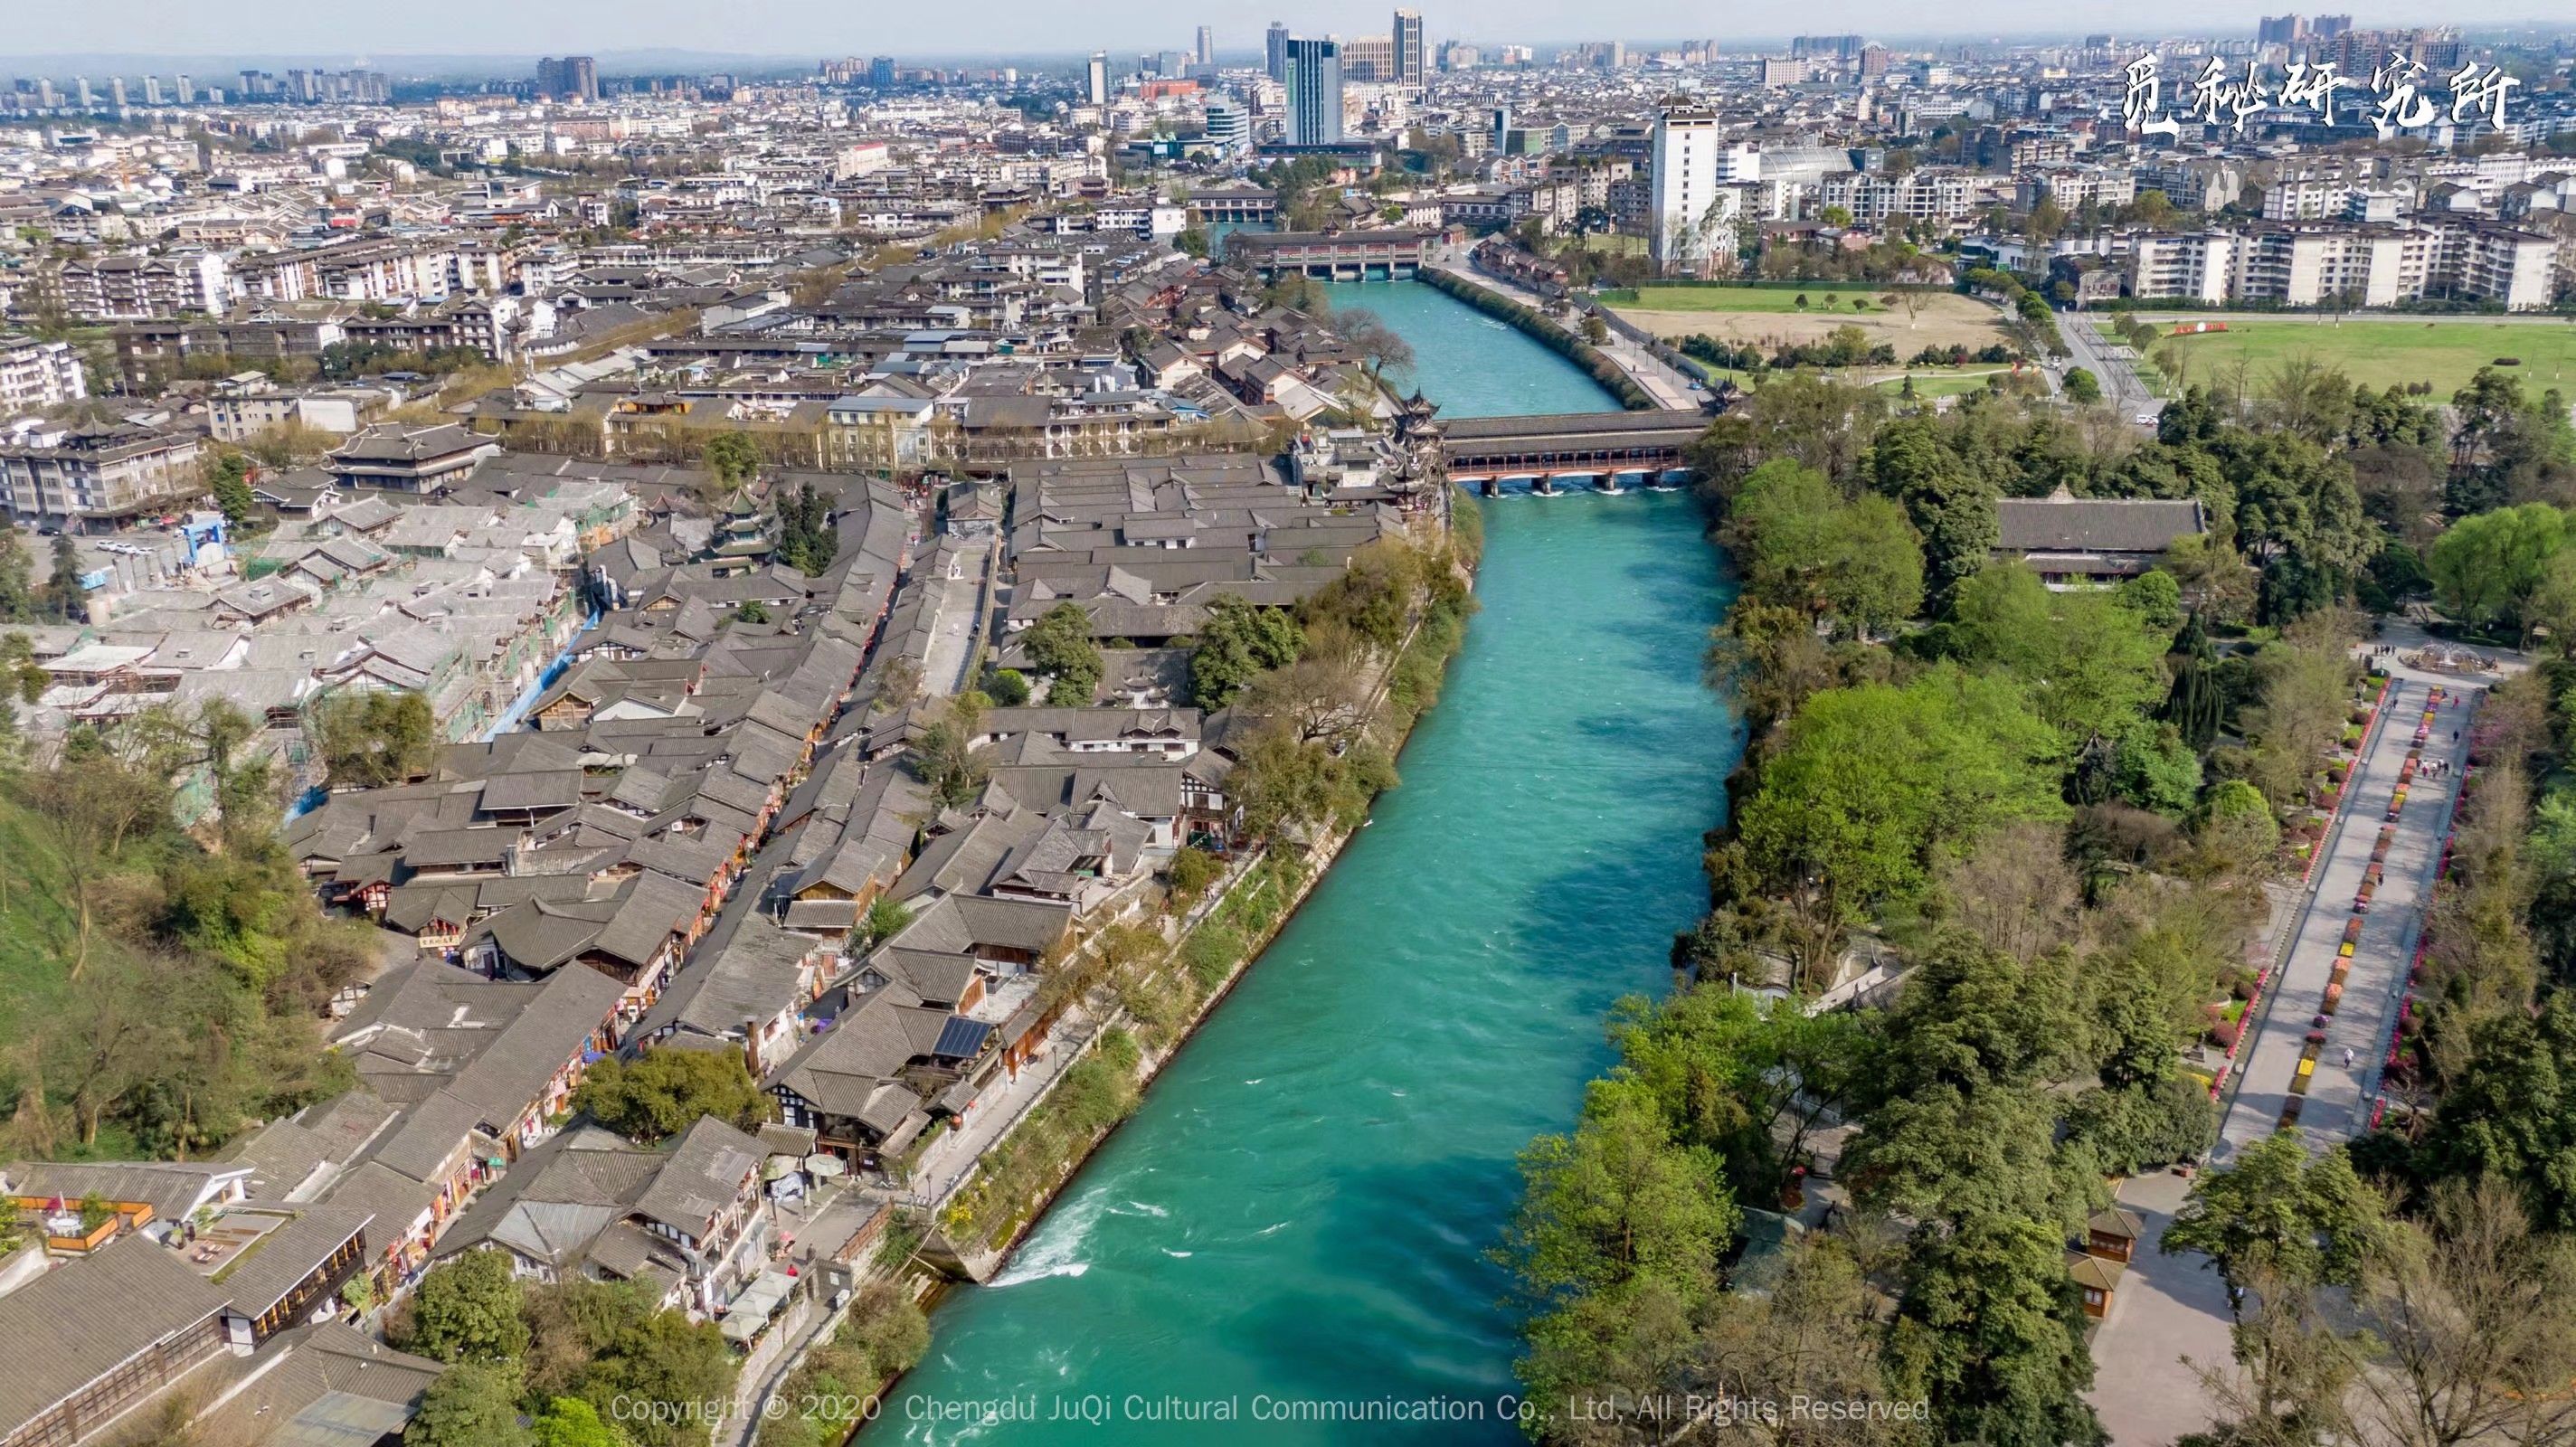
3;0;2564;64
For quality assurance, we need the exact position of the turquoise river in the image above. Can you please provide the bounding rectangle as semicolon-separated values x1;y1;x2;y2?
863;279;1742;1445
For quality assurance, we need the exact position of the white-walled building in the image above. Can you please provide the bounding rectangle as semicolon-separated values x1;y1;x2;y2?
0;335;88;411
2126;220;2558;310
1650;108;1726;271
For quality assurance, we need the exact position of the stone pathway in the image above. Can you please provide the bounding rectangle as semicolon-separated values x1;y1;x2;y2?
2096;659;2485;1443
2084;1169;2236;1447
2215;676;2476;1157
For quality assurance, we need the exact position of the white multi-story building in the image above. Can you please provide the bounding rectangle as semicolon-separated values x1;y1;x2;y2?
2439;222;2558;311
2128;232;2238;304
1650;108;1726;270
46;251;231;319
0;336;88;411
0;419;205;531
2127;220;2558;310
1818;168;1975;225
2017;166;2137;213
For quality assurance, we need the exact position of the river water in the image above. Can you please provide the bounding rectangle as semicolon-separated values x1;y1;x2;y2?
862;280;1741;1446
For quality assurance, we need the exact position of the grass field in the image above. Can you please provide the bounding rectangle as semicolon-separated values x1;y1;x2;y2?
1676;354;2012;398
2140;317;2576;398
1870;370;2012;397
1616;284;1894;314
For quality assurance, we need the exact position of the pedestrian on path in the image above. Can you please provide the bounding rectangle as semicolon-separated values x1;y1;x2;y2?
2344;1046;2355;1070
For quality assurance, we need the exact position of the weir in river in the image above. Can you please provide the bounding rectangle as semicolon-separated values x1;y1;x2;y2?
860;279;1742;1445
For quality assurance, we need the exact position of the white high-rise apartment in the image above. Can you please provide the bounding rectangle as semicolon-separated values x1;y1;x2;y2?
1651;109;1724;270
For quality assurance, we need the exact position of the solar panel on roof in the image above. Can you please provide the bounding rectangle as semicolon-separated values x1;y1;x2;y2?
932;1016;994;1060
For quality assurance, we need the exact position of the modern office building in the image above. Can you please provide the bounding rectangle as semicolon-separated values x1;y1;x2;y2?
1283;36;1343;145
1266;22;1292;80
1394;10;1426;84
1085;52;1109;105
1195;24;1216;66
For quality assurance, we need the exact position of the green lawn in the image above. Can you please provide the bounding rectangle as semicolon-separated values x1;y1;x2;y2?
2142;317;2576;398
1616;284;1890;315
1678;355;2009;398
1872;371;2009;397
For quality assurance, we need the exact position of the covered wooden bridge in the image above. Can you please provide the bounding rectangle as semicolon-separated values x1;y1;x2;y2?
1438;409;1709;493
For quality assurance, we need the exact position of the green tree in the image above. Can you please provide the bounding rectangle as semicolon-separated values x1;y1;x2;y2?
2119;569;2184;629
1734;668;2064;932
1505;1078;1739;1430
1826;495;1927;637
1728;459;1924;635
405;1361;532;1447
1166;846;1223;906
2164;1130;2379;1296
858;896;913;950
403;1250;534;1365
529;1397;620;1447
1189;595;1303;709
2110;720;2202;816
1604;983;1873;1202
734;599;771;625
2196;779;2282;874
980;667;1030;706
2428;503;2571;643
1847;939;2108;1447
700;431;759;493
0;523;37;620
314;689;438;790
2222;430;2378;582
11;754;173;978
912;714;989;810
2414;992;2576;1230
1021;602;1103;702
1889;1206;2104;1447
571;1050;770;1141
44;532;83;620
1948;563;2170;746
1869;415;1996;606
2062;367;2101;405
208;451;258;525
772;482;839;575
1227;720;1393;843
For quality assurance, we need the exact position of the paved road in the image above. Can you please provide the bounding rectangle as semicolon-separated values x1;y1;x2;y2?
2061;313;2161;422
920;538;994;697
2215;675;2476;1157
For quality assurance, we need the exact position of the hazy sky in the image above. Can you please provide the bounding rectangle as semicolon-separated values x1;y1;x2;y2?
0;0;2552;61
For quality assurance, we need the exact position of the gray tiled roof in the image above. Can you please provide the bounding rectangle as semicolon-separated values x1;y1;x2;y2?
0;1235;232;1437
1995;496;2207;554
